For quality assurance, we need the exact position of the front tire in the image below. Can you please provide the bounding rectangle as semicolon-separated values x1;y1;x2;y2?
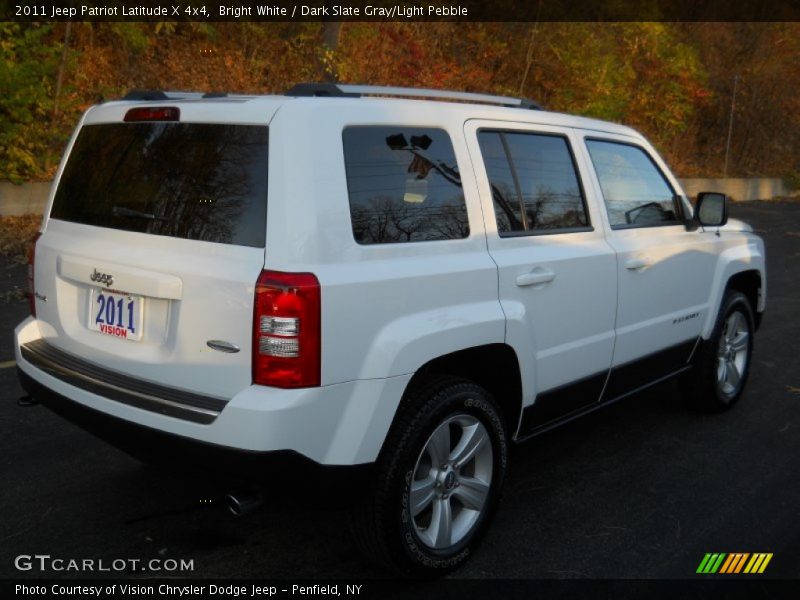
351;376;508;577
682;290;754;412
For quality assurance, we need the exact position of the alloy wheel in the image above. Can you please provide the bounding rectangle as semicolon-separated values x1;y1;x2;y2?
409;413;494;550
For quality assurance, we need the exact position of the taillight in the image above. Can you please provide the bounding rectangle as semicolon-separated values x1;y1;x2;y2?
123;106;180;122
253;270;321;388
27;232;41;317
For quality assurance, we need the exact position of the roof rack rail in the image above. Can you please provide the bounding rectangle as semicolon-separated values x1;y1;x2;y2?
285;83;542;110
285;83;360;98
121;90;207;101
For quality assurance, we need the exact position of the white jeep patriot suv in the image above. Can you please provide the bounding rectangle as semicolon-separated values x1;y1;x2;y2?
15;83;766;576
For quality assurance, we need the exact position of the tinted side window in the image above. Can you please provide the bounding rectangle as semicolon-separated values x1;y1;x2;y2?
51;123;268;247
585;140;679;228
343;127;468;244
478;131;589;235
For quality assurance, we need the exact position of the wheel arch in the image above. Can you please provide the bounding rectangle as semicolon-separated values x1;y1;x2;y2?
725;269;763;330
702;240;766;339
379;344;524;458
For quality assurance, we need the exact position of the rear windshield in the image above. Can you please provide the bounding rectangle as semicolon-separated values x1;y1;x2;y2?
50;123;269;247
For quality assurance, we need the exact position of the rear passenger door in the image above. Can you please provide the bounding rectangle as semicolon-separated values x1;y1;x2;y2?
465;121;617;434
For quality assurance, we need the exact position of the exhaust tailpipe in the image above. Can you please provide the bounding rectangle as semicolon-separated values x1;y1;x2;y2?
17;395;39;407
225;491;264;517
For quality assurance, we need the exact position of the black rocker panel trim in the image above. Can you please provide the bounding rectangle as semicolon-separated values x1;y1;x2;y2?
518;338;698;439
518;371;607;436
602;338;696;401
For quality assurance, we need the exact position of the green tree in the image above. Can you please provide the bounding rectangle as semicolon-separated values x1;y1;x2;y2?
0;23;64;182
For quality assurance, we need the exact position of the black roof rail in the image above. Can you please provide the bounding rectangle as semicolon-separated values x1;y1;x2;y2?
120;90;208;101
284;82;542;110
285;83;360;98
518;99;543;110
122;90;170;101
202;92;228;98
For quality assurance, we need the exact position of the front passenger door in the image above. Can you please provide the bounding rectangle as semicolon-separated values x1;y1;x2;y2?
581;136;721;398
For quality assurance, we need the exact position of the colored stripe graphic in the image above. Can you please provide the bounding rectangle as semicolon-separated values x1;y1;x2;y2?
710;553;726;573
696;553;713;573
718;554;735;574
719;553;749;573
697;553;727;573
699;552;773;574
733;553;750;573
758;554;774;573
744;553;773;574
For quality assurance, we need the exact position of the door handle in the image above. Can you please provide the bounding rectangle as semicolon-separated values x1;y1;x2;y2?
625;257;651;271
516;268;556;287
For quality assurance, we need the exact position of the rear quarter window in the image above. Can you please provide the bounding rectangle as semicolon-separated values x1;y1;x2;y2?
342;126;469;244
50;122;269;247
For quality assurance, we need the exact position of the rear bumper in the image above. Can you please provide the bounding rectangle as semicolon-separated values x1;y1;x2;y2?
15;317;411;466
18;367;373;491
20;338;226;424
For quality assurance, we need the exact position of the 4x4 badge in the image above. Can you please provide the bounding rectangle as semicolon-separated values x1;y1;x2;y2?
89;268;114;287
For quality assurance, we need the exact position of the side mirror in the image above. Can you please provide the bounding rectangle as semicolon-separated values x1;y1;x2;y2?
694;192;728;227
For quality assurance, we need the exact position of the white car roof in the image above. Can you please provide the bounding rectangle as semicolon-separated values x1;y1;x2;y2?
82;86;642;139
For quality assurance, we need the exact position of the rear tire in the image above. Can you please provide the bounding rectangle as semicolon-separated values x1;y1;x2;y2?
682;290;754;412
351;376;508;577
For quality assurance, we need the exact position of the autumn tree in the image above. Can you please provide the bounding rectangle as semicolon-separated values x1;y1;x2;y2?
1;21;799;185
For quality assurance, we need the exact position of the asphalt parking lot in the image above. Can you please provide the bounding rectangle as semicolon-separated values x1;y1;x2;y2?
1;201;799;581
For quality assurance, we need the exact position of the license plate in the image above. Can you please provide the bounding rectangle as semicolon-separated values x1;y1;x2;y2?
88;289;144;341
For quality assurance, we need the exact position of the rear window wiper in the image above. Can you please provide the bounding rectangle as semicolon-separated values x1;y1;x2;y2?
112;205;169;221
